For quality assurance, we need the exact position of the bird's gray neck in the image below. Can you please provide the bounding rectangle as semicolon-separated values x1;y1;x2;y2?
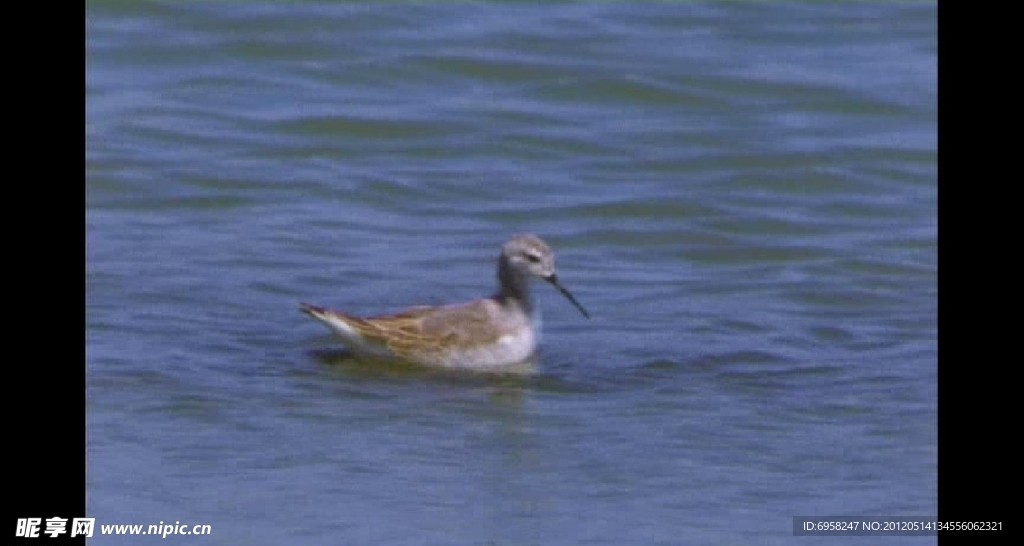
496;255;533;315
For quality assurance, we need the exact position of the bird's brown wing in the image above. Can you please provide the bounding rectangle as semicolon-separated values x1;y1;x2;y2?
365;300;504;359
301;300;504;361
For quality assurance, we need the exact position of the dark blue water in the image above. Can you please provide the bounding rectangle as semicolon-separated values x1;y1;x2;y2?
87;3;936;544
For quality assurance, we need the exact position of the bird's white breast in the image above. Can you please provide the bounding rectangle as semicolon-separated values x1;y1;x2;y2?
440;324;537;370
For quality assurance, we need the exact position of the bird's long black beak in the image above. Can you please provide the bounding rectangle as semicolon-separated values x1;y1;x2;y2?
545;274;590;319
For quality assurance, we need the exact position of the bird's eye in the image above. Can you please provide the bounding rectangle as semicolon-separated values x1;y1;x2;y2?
525;253;541;263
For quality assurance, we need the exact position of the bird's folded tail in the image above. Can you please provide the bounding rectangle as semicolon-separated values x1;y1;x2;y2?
299;302;395;358
299;301;360;336
299;302;329;319
299;302;357;331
